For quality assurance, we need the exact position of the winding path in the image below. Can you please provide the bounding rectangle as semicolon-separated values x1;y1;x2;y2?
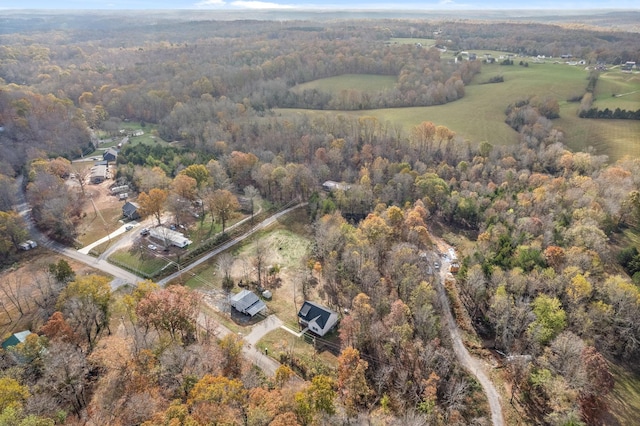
434;241;504;426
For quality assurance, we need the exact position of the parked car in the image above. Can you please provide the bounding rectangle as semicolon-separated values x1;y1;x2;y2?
147;244;157;251
140;228;150;236
125;225;133;231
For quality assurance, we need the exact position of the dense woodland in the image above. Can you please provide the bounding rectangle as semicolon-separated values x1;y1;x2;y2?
1;12;640;426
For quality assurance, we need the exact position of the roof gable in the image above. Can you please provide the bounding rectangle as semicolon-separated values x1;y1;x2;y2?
1;330;31;350
230;289;266;316
298;301;335;329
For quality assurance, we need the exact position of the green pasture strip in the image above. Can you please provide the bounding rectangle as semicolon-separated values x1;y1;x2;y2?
291;74;396;95
388;37;436;46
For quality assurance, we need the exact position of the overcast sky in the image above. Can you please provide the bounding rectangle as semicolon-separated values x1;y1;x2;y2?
0;0;638;10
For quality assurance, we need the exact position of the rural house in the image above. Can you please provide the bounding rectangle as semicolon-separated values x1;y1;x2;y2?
103;147;118;163
122;201;140;220
230;289;266;316
298;301;339;336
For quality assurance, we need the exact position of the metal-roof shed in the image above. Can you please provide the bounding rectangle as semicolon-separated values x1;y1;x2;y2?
230;289;266;316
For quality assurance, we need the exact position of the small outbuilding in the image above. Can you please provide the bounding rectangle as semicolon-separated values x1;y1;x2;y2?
230;289;266;317
122;201;140;220
298;301;339;337
2;330;32;350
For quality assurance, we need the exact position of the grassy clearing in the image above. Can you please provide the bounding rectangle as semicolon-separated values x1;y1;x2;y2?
257;328;339;373
607;362;640;425
291;74;396;95
388;37;436;46
109;248;170;277
277;62;640;160
183;212;313;327
593;71;640;111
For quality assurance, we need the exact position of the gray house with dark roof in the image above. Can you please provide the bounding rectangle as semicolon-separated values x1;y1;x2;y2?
103;148;118;163
230;289;266;316
122;201;140;220
298;301;338;336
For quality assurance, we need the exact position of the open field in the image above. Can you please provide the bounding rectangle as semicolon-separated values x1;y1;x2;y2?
388;37;436;46
277;63;640;160
291;74;396;95
593;70;640;111
183;209;314;327
88;122;167;158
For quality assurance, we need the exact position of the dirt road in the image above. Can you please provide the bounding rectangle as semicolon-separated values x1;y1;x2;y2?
435;242;504;426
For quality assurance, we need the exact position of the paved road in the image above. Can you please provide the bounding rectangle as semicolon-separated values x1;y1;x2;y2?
198;312;283;377
15;175;143;289
158;203;306;286
434;240;504;426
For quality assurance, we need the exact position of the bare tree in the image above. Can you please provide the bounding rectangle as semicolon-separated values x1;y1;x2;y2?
217;252;235;293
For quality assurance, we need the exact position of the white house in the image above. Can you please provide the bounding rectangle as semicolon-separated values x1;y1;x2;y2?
149;227;192;248
298;301;339;337
230;289;266;316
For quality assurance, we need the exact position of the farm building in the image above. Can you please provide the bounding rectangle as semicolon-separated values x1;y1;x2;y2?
90;165;108;184
122;201;140;220
298;301;339;337
230;289;266;316
2;330;32;350
149;226;192;248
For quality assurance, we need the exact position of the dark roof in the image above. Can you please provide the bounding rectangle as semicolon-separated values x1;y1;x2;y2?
122;201;139;216
230;289;266;316
1;330;31;350
103;148;118;160
298;301;335;329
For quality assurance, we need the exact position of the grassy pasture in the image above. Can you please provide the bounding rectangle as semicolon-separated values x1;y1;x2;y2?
278;63;640;160
593;71;640;111
388;37;436;46
291;74;396;95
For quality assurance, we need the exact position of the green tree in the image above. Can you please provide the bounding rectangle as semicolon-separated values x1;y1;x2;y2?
0;377;30;411
528;294;567;346
48;259;75;284
181;164;210;189
0;211;28;253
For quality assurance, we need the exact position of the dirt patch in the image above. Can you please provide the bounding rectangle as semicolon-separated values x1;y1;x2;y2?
76;178;130;246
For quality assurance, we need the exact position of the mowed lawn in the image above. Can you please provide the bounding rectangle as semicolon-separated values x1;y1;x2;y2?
277;64;640;160
291;74;396;95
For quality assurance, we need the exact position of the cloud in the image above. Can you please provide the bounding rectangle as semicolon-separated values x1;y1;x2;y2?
195;0;227;7
230;0;295;8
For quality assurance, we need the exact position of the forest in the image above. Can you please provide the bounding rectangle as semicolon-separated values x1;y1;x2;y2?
1;11;640;426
